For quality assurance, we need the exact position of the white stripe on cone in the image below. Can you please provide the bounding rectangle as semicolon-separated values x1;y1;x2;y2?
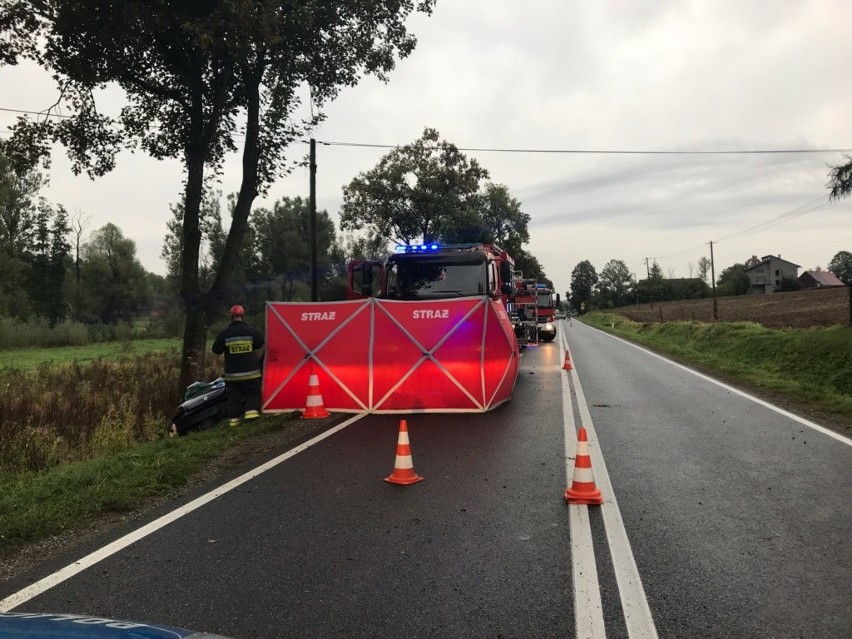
394;455;414;469
572;467;596;483
306;395;323;406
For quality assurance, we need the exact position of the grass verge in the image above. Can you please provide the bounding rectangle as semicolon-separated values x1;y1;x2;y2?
582;312;852;428
0;339;182;371
0;413;306;554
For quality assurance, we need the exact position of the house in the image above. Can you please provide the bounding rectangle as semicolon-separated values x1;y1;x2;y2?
799;270;845;289
744;255;800;294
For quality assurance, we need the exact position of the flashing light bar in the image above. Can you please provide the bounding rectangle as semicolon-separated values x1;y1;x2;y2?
394;243;441;253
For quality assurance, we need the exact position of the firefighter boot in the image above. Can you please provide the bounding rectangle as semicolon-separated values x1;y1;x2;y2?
244;410;260;421
228;417;241;427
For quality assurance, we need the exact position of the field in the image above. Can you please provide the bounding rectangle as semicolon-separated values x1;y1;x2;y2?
615;287;850;328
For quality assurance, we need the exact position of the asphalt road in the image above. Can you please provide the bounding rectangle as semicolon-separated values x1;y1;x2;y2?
2;320;850;638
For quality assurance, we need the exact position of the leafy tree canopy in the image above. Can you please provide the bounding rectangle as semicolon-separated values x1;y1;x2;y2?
596;259;632;308
828;250;852;285
827;155;852;201
716;262;750;296
570;260;598;312
1;0;436;389
340;128;490;245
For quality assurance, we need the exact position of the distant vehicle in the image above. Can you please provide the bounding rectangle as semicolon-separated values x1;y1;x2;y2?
511;277;559;342
537;316;557;341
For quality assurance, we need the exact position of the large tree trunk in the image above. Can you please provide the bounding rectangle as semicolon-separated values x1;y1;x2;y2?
211;76;261;301
178;145;207;395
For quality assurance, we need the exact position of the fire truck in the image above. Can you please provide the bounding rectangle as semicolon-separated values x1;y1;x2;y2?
510;276;559;342
261;243;535;413
347;243;517;305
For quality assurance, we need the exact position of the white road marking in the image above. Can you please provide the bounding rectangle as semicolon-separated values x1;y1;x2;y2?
560;323;659;638
561;335;606;638
571;368;659;639
589;324;852;447
0;414;366;612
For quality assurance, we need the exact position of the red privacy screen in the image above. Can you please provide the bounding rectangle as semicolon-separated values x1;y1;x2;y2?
262;297;520;414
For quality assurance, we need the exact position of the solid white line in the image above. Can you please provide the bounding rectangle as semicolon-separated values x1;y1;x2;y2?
587;324;852;447
571;366;659;639
560;328;606;639
0;414;366;613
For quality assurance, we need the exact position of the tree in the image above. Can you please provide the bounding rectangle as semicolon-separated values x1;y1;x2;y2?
252;196;338;302
716;263;750;296
340;128;489;245
476;183;530;257
570;261;598;313
827;155;852;201
596;259;632;308
513;248;549;285
828;250;852;285
697;256;711;284
26;201;70;325
638;261;671;304
3;0;435;392
162;191;227;295
79;224;152;323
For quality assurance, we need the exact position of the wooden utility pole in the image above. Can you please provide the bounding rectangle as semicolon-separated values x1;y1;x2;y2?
710;241;718;321
309;138;318;302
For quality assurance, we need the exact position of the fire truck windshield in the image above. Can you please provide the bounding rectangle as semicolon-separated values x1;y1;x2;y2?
385;253;487;299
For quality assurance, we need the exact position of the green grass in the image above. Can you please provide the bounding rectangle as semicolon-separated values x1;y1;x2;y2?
582;312;852;419
0;339;182;371
0;414;304;552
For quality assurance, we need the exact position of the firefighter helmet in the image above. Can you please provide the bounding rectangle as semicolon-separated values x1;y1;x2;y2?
229;305;245;318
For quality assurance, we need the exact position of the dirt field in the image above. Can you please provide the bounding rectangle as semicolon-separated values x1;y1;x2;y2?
614;287;851;329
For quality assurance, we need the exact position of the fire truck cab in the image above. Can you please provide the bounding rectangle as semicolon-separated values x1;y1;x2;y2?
347;243;516;304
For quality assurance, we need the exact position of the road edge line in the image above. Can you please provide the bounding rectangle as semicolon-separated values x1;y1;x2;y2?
0;414;366;612
585;323;852;447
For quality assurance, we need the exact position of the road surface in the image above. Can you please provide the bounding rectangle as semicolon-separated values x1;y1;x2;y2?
2;320;850;638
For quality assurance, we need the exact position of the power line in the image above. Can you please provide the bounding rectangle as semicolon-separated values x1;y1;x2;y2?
712;194;830;243
647;193;833;267
316;139;852;155
0;106;73;118
3;107;851;154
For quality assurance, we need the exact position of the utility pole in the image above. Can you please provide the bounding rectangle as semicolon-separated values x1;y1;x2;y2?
633;272;639;308
309;138;318;302
709;241;718;321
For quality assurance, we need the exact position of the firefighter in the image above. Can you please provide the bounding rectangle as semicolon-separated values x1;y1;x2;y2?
212;305;265;427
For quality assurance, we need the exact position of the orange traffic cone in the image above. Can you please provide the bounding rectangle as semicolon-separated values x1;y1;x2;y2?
384;419;424;485
564;427;603;505
301;365;330;419
562;351;573;370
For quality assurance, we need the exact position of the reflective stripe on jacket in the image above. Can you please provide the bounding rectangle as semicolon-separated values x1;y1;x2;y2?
212;320;264;381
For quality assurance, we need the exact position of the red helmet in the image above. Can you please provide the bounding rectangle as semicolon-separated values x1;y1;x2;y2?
229;305;245;317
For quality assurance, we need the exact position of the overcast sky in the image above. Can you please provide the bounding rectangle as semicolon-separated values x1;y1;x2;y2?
2;0;850;298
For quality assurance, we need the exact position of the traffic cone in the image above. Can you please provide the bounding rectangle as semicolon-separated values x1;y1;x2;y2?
384;419;424;485
562;351;573;370
301;365;330;419
564;427;603;505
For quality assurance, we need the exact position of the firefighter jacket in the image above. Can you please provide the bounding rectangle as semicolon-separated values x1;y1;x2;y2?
212;320;265;382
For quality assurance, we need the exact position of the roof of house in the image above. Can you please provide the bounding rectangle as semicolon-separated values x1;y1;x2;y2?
745;254;801;271
800;270;845;286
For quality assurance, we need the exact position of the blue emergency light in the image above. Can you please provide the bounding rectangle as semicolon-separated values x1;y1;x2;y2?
395;244;441;253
